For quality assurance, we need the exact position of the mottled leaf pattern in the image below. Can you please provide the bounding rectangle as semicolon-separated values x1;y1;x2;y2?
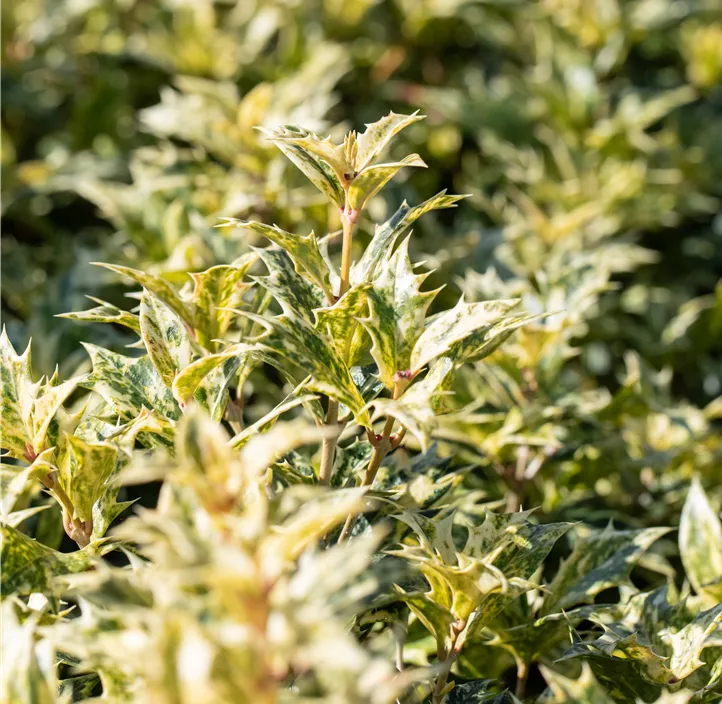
314;284;371;365
352;190;467;284
361;236;438;387
257;125;345;206
140;290;192;388
58;436;118;523
355;111;425;171
1;331;80;460
347;154;427;211
543;525;671;614
1;329;34;458
253;247;325;323
668;602;722;679
1;523;97;597
220;219;332;300
94;263;194;329
411;299;522;374
679;478;722;603
81;344;181;420
58;296;141;333
245;311;371;427
190;254;256;342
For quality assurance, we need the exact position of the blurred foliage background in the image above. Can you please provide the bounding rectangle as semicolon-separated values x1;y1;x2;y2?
2;0;722;522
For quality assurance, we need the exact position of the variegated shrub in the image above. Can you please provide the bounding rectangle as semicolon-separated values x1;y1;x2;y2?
2;114;720;704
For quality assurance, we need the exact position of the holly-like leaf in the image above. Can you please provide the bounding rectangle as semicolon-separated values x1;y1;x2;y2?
410;299;522;375
679;479;722;603
171;343;251;413
542;525;671;614
190;254;256;343
1;331;80;460
347;154;427;211
450;311;549;364
355;111;425;171
1;523;98;597
94;263;195;330
220;219;332;301
361;236;439;388
246;312;371;427
80;344;181;421
58;296;141;334
57;436;119;524
257;125;345;206
139;290;192;388
1;329;34;459
352;190;467;284
314;284;371;365
253;247;326;324
258;128;349;182
668;602;722;680
396;587;456;655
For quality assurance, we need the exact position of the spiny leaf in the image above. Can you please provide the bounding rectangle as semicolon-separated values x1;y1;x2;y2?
80;344;181;421
450;311;550;364
245;312;371;427
190;255;256;343
220;219;332;300
352;190;467;284
347;154;427;211
253;247;326;323
1;523;98;597
396;587;456;654
139;290;192;388
668;602;722;679
257;125;345;206
0;328;33;458
258;128;349;182
58;436;119;523
1;331;80;460
355;111;425;171
410;299;522;375
361;236;439;388
314;284;371;365
679;478;722;603
93;263;194;330
58;296;141;334
543;525;671;614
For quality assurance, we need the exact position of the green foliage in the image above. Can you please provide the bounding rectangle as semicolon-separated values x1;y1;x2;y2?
2;1;722;701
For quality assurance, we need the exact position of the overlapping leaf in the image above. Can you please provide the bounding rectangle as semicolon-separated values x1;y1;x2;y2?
361;237;439;388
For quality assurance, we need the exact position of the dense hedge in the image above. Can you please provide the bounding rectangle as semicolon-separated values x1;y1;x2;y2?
2;2;721;702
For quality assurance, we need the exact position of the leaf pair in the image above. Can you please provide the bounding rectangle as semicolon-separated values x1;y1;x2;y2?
258;112;426;208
